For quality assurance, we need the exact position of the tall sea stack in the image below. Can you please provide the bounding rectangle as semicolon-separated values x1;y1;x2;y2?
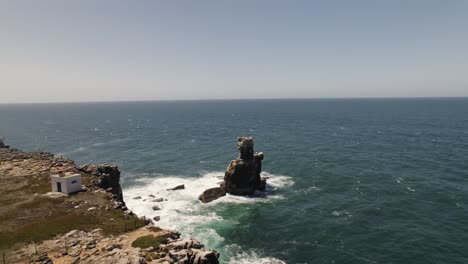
199;137;265;203
223;137;264;195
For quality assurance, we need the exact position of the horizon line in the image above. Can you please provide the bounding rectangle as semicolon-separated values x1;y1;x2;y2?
1;96;468;105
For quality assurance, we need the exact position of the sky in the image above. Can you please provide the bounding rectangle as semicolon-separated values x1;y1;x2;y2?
0;0;467;103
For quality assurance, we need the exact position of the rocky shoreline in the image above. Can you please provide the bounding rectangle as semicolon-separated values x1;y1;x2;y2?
0;142;220;264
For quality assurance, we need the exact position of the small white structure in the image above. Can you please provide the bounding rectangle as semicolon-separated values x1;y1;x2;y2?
51;173;82;194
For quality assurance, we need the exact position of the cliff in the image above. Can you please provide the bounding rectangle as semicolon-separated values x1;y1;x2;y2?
0;145;219;263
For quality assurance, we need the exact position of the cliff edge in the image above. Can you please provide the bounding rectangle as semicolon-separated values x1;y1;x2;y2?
0;144;219;264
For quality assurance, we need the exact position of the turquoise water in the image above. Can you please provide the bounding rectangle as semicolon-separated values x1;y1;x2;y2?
1;98;468;263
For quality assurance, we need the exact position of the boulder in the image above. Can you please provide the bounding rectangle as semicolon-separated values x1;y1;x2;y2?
152;205;162;211
167;184;185;191
224;137;265;195
153;216;161;221
198;187;226;203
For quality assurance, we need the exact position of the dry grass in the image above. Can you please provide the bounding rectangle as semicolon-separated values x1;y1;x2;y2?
0;171;145;250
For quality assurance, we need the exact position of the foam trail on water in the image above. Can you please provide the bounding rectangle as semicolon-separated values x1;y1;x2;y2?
57;138;130;156
225;244;287;264
123;171;293;263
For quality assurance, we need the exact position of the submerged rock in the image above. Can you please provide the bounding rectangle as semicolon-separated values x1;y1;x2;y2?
167;184;185;191
198;187;226;203
224;137;265;195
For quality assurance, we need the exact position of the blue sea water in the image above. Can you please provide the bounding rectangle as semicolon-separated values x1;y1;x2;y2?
1;98;468;264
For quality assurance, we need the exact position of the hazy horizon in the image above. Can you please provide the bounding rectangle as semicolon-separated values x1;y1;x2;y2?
1;0;467;103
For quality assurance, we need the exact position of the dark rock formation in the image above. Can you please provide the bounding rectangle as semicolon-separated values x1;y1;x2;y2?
198;187;226;203
224;137;264;195
0;138;9;148
78;164;123;202
257;177;268;191
167;184;185;191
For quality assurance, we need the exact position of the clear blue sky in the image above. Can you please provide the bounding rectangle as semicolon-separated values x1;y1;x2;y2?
1;0;467;103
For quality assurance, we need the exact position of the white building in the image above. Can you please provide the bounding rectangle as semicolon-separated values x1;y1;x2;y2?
51;173;82;194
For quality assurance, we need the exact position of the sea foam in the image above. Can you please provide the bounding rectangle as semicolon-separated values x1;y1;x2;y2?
123;171;293;263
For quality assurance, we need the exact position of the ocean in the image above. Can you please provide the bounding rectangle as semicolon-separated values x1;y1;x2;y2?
1;98;467;264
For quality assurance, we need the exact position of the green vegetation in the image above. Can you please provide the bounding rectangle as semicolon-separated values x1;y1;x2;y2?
131;235;168;249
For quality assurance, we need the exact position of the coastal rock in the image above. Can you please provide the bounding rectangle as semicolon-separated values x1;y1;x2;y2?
0;147;77;177
198;187;226;203
258;176;268;191
105;243;122;251
224;137;265;195
190;249;220;264
0;138;9;148
78;163;124;201
167;238;204;250
167;184;185;191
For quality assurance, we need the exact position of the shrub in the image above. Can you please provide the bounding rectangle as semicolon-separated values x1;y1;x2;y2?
131;235;168;249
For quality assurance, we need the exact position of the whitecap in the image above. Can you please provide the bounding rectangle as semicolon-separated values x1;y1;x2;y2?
123;171;294;257
226;245;286;264
56;138;129;156
332;210;352;217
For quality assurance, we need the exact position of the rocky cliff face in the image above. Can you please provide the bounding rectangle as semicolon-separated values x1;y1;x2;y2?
78;163;124;202
224;137;264;195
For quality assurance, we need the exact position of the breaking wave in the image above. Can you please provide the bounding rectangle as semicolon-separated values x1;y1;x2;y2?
123;171;293;263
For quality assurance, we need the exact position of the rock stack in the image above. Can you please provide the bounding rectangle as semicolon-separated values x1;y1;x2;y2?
223;137;264;195
198;137;266;203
